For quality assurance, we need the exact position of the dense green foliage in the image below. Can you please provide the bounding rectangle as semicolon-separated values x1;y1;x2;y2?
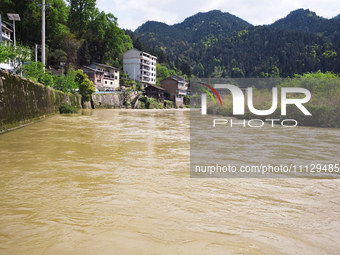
0;44;31;73
23;62;95;102
23;62;79;93
75;69;95;101
131;9;340;78
0;44;17;63
0;0;132;70
138;95;162;109
59;103;79;114
271;9;340;42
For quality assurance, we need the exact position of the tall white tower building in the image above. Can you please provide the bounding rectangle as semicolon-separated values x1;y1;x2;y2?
123;48;157;88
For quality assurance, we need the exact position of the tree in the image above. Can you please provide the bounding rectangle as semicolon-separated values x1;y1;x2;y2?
0;44;17;63
134;37;143;51
48;49;67;66
77;40;91;66
62;36;80;67
2;44;32;75
195;63;205;77
160;66;169;79
0;0;70;50
53;69;79;93
181;61;191;77
67;0;97;33
75;69;95;101
87;12;133;64
46;0;71;49
174;57;180;70
23;61;54;87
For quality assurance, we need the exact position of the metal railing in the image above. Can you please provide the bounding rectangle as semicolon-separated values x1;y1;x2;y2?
94;91;123;94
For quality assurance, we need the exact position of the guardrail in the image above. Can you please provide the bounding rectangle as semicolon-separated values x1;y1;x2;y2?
94;91;144;94
94;91;123;94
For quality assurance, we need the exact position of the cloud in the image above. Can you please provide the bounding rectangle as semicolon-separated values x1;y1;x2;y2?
96;0;340;30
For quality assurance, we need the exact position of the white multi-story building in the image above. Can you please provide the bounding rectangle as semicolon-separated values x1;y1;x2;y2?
123;48;157;88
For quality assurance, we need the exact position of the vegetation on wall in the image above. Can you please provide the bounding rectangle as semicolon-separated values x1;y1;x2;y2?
0;69;81;130
23;62;95;101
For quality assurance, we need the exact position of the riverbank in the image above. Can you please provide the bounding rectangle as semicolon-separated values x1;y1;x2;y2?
0;69;81;132
91;93;185;109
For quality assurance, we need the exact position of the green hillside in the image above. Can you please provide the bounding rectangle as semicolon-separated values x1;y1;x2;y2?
132;9;340;78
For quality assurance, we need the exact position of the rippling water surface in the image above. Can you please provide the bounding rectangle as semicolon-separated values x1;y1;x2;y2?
0;109;339;254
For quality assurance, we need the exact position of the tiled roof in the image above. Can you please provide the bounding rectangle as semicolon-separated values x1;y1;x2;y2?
145;84;165;90
82;66;103;73
171;75;188;82
93;63;120;70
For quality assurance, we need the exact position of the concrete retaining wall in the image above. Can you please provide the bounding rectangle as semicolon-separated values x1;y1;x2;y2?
0;69;81;131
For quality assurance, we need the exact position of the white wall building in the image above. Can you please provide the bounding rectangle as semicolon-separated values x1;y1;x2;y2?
123;48;157;88
82;63;120;91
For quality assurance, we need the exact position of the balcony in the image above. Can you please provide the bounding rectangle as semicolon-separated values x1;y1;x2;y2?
178;91;187;95
104;74;114;79
143;77;150;82
142;54;154;61
2;32;11;41
141;60;150;66
140;66;150;71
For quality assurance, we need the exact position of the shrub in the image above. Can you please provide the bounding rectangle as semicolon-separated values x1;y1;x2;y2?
184;95;190;105
139;96;147;104
59;103;79;114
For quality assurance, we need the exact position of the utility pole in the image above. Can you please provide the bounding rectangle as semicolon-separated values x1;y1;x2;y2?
36;1;50;69
42;0;45;68
35;44;38;62
0;15;2;45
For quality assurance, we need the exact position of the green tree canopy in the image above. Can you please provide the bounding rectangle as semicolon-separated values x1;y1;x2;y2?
67;0;97;33
75;69;95;101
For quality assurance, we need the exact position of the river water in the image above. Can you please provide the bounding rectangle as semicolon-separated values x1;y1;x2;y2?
0;109;339;254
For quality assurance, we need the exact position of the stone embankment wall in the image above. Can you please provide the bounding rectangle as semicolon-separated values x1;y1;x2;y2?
0;69;81;131
92;92;141;109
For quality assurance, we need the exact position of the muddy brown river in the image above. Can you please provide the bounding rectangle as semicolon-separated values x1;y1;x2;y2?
0;109;339;254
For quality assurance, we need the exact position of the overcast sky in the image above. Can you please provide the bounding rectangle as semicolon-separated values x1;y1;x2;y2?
96;0;340;31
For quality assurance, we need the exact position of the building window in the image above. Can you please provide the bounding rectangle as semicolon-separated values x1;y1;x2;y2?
115;76;117;79
111;82;113;85
105;81;107;84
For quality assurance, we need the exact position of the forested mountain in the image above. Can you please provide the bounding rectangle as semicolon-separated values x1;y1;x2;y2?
1;2;340;79
134;10;252;49
132;9;340;78
270;9;340;42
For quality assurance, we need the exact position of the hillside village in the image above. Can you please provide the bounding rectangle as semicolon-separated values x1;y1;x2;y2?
1;2;340;110
1;17;189;108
